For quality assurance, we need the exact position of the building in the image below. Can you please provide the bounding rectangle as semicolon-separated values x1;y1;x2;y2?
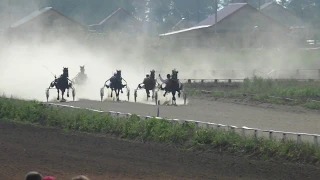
170;18;196;32
159;3;290;49
6;7;87;42
259;1;311;46
259;1;303;29
88;8;143;35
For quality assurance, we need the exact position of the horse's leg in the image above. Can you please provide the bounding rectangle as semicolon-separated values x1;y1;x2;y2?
111;88;113;98
57;89;60;100
178;84;183;98
120;83;123;94
172;91;176;105
116;89;120;101
61;89;65;100
163;89;168;97
163;86;167;97
67;84;70;97
145;89;150;98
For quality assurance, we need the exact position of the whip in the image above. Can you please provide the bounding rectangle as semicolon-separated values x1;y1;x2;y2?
42;65;56;78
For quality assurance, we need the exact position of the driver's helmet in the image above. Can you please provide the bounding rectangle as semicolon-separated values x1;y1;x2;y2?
113;73;117;76
166;74;171;79
146;74;150;78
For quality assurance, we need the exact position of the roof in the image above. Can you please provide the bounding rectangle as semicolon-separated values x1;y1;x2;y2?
89;8;140;27
159;2;289;37
160;25;210;36
160;3;247;36
195;3;247;27
260;1;274;9
10;7;52;28
10;7;87;30
260;1;304;28
171;18;196;31
172;18;186;30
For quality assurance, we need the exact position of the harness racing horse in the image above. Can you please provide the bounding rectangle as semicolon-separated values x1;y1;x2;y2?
100;70;129;101
135;70;159;102
47;67;75;102
160;69;183;105
72;65;88;85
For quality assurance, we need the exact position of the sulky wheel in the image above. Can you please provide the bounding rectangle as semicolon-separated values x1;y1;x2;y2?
183;91;187;105
155;91;158;105
100;87;104;102
45;88;50;102
72;88;76;101
134;89;137;102
127;88;130;102
151;90;154;100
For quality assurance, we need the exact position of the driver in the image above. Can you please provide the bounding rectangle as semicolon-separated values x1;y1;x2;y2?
77;66;87;82
159;74;171;92
143;74;150;84
107;73;117;88
139;74;150;89
80;66;85;74
111;73;116;81
159;74;170;83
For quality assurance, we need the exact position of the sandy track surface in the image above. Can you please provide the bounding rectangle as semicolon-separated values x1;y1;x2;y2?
52;98;320;134
1;121;320;180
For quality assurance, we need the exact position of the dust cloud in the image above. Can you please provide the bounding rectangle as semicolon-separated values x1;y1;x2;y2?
0;19;319;103
0;34;319;104
0;34;190;104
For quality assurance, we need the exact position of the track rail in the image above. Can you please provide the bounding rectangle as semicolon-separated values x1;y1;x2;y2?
177;69;320;81
180;78;320;83
45;102;320;147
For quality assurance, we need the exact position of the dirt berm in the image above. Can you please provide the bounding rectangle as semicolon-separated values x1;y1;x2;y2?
0;121;319;180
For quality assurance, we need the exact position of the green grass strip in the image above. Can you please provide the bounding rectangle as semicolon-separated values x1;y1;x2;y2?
186;76;320;109
1;96;320;165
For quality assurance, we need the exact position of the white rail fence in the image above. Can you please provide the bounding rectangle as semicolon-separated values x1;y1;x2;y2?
46;103;320;147
176;69;320;80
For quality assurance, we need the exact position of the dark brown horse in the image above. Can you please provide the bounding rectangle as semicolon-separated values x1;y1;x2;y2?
49;67;73;101
160;69;183;104
105;70;128;101
137;70;159;100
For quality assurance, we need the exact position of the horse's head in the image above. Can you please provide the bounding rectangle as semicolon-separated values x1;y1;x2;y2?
172;69;178;80
63;67;69;77
116;70;121;79
150;70;155;79
80;65;85;73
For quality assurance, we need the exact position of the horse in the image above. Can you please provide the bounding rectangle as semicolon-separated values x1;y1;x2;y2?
105;70;128;101
160;69;183;105
49;67;73;102
137;70;159;100
72;65;88;85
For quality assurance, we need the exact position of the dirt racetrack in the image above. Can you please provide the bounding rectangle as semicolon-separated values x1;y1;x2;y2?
1;121;320;180
51;97;320;135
